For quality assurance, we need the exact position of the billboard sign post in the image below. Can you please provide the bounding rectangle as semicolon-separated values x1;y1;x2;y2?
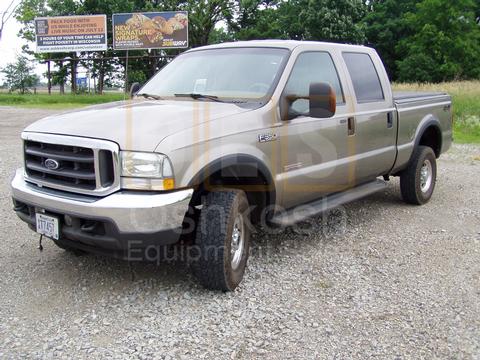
35;15;107;53
113;11;188;50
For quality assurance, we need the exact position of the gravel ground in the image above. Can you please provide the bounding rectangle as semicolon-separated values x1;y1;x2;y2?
0;106;479;359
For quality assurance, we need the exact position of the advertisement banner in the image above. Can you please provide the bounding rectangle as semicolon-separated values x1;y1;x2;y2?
113;11;188;50
35;15;107;53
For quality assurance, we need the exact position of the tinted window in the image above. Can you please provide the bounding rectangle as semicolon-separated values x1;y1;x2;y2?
343;52;384;103
284;52;344;114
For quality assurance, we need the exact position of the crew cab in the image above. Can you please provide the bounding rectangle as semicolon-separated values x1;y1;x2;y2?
11;40;452;291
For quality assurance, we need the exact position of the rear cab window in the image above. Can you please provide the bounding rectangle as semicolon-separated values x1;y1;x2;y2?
342;52;385;104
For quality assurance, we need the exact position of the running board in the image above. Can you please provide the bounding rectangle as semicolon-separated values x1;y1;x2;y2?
270;179;387;227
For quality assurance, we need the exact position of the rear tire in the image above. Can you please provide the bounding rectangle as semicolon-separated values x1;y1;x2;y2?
191;189;250;291
400;146;437;205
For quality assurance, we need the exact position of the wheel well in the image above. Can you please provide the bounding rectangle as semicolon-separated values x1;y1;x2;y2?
419;125;442;158
190;163;275;224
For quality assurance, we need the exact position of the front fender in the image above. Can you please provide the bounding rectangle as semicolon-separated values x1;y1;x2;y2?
181;143;273;188
182;145;277;211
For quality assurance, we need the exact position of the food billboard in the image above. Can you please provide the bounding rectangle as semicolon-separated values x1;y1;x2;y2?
35;15;107;53
113;11;188;50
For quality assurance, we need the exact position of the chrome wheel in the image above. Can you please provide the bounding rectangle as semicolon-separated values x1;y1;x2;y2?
230;214;245;270
420;159;433;193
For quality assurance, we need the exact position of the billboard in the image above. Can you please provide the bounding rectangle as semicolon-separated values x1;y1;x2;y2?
35;15;107;53
113;11;188;50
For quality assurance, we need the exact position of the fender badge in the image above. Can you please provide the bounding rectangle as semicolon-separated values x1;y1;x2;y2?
258;133;278;143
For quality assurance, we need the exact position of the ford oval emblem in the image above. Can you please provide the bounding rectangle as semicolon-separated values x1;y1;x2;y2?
44;158;60;170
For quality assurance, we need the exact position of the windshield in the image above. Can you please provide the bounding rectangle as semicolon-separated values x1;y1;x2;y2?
139;47;290;102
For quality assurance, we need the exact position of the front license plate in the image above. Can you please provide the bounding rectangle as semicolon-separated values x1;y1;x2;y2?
36;213;59;240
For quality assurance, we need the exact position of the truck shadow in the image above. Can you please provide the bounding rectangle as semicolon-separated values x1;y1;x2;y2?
48;182;405;293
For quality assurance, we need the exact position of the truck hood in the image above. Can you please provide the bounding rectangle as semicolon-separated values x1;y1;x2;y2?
24;99;252;151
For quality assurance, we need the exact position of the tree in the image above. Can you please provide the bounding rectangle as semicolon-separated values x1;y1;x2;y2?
476;0;480;23
234;6;285;40
50;61;68;94
233;0;367;44
363;0;420;80
1;55;39;93
397;0;480;82
233;1;302;40
180;0;235;47
299;0;367;43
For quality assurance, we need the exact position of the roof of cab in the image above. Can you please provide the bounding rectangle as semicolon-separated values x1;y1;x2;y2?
186;39;371;53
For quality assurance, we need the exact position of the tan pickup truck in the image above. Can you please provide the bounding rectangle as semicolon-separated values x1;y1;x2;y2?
11;40;452;291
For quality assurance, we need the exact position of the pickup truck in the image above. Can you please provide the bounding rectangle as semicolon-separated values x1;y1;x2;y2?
11;40;452;291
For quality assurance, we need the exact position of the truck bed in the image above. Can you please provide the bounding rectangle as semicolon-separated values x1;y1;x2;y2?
393;91;448;102
392;90;452;173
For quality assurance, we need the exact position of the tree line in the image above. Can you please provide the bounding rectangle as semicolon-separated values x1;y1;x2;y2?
9;0;480;93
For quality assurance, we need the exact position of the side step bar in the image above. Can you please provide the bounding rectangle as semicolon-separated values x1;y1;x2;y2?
270;179;387;227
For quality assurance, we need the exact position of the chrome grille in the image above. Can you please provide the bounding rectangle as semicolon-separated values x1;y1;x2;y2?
22;133;120;196
25;140;97;190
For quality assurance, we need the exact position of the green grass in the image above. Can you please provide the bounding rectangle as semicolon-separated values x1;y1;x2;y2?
393;81;480;144
0;92;125;109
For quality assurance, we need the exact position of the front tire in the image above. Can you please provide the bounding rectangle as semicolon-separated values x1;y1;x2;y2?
191;189;251;291
400;145;437;205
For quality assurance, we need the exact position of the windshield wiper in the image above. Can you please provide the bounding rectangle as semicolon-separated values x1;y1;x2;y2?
137;93;164;100
174;93;224;102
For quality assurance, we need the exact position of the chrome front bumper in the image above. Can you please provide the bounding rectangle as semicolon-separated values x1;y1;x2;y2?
11;169;193;235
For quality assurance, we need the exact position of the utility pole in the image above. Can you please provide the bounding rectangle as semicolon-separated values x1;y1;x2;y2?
47;60;51;95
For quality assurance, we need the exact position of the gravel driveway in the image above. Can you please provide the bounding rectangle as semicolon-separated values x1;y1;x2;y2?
0;106;479;359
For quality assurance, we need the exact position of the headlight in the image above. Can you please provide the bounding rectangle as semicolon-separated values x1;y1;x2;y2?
120;151;175;190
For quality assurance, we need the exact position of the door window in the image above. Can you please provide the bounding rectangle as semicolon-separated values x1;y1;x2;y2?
284;52;345;115
343;52;384;103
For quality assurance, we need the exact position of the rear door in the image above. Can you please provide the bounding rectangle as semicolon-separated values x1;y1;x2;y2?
341;51;397;182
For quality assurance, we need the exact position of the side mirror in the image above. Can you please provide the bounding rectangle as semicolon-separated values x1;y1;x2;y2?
280;82;336;121
309;82;336;118
129;82;141;98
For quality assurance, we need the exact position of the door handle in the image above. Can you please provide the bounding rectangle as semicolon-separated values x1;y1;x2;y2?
387;112;394;128
347;117;355;136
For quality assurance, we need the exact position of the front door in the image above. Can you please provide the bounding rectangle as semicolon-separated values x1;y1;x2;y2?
276;51;355;209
